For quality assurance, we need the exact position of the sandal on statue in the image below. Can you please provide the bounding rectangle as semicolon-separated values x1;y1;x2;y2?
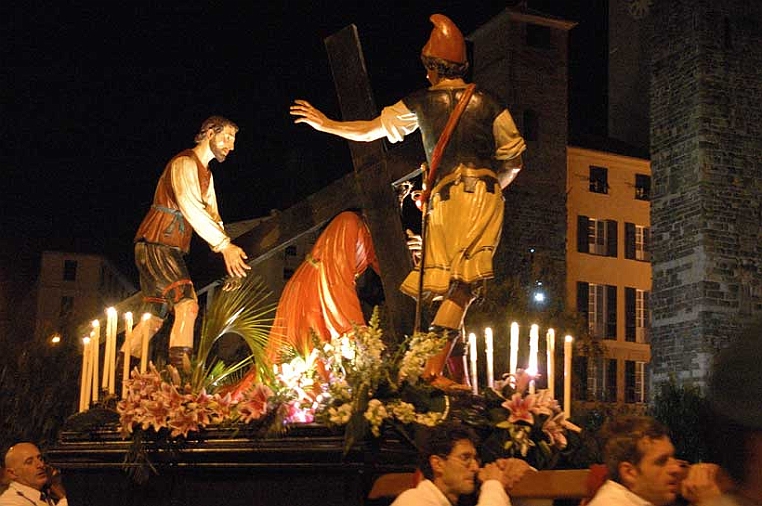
428;375;472;393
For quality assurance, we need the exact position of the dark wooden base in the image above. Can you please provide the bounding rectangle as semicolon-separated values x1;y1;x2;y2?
49;411;417;506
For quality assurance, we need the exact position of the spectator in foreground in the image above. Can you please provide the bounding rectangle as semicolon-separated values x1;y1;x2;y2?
391;423;533;506
0;442;67;505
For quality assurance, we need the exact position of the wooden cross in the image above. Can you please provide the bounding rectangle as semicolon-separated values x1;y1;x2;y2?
232;25;419;341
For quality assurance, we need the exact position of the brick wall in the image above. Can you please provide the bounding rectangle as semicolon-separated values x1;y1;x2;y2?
650;0;762;391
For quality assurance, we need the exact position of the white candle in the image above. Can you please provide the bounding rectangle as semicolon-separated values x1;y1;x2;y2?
546;328;556;399
509;322;519;376
485;327;494;389
528;324;539;376
91;321;100;404
103;307;117;395
564;335;573;418
79;336;91;412
468;332;478;395
122;312;133;398
528;325;539;394
140;313;151;373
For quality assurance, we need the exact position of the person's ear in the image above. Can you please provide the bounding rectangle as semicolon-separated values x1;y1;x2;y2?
430;455;446;476
619;461;638;488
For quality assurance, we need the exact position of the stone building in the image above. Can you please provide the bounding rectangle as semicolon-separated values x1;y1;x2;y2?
34;251;136;346
649;0;762;389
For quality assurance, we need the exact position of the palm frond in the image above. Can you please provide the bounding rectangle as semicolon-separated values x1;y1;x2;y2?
192;274;277;391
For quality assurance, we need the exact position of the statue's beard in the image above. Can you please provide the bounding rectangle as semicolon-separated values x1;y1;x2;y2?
211;142;228;163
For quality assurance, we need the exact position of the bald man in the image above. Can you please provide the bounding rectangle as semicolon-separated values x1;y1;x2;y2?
0;443;67;506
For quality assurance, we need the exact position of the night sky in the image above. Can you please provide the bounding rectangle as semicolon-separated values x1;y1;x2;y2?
3;1;606;282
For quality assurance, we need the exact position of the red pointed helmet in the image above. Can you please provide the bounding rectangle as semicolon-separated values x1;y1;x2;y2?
421;14;466;64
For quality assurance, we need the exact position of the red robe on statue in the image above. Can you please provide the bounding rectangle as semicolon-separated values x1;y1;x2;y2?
266;210;380;361
226;211;379;400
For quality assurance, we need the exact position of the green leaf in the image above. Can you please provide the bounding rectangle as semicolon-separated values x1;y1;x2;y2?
192;274;277;392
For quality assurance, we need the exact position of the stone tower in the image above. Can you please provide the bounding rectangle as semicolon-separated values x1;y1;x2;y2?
650;0;762;389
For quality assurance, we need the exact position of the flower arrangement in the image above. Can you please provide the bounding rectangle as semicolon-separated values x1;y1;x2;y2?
468;369;582;470
117;364;278;438
310;309;450;447
115;275;581;471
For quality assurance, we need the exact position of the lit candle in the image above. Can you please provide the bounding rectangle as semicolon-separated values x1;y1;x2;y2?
485;327;494;389
79;336;91;412
122;312;133;398
546;328;555;398
103;307;117;395
564;335;573;418
509;322;519;376
140;313;151;373
528;325;539;394
468;332;478;395
91;321;100;404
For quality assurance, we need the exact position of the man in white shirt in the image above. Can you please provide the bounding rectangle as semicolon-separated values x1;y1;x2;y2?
0;443;67;506
129;116;250;370
586;415;684;506
392;423;533;506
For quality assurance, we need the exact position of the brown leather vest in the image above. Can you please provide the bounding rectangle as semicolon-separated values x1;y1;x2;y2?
134;149;211;253
402;86;505;185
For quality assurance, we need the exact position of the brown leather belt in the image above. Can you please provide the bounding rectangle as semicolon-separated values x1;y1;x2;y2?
435;174;499;201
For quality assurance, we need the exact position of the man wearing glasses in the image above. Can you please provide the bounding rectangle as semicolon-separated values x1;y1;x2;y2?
392;423;533;506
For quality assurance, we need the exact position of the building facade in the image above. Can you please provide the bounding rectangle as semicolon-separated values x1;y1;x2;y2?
34;251;136;346
567;146;651;406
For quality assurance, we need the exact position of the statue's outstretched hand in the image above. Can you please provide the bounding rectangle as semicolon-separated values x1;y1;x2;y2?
290;99;329;131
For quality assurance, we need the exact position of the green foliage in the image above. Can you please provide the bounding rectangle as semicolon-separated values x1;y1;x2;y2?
193;274;277;391
649;376;709;462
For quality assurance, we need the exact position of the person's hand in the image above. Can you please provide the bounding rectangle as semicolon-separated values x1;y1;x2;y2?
497;458;535;490
680;463;722;505
405;230;422;266
478;461;505;484
221;243;250;278
290;99;329;131
45;465;66;501
479;458;535;490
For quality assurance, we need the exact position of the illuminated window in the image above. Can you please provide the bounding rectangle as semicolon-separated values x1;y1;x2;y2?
626;288;650;342
578;216;617;257
589;166;608;194
625;360;647;403
635;174;651;200
580;282;617;340
625;223;650;261
586;357;617;402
